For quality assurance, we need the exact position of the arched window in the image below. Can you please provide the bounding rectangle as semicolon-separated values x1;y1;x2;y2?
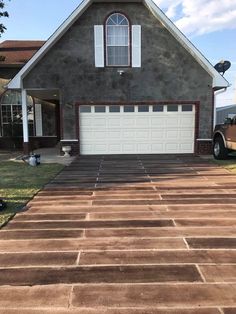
106;13;130;66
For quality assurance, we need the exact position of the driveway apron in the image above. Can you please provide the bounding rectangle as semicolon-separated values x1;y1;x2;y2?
0;154;236;313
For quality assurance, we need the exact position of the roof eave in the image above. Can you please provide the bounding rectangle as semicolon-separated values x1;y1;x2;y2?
213;75;230;89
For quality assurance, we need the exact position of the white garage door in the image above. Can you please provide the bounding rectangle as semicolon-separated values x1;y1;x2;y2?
79;104;195;155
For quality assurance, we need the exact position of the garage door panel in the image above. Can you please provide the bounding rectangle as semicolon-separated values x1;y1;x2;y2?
122;118;136;127
180;143;194;151
165;143;179;151
80;117;93;127
80;144;93;155
137;143;151;152
95;131;107;140
151;131;165;139
151;143;164;151
94;144;107;153
180;116;195;126
108;118;121;127
123;131;136;140
166;130;179;140
80;132;95;141
80;104;195;155
136;130;149;140
180;130;194;139
93;118;106;127
151;118;165;127
108;144;122;154
166;117;179;127
123;143;136;153
107;131;121;140
136;118;150;128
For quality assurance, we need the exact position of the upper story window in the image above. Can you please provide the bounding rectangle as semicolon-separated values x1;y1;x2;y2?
106;13;130;66
94;15;141;68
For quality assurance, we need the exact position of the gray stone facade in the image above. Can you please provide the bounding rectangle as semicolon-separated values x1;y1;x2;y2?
23;2;213;140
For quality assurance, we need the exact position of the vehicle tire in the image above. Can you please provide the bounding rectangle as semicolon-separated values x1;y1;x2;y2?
213;136;228;160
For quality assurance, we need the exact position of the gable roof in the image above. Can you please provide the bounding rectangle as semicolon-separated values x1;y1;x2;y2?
0;40;45;67
7;0;229;90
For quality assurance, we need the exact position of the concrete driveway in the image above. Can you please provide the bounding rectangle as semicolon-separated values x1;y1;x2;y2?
0;155;236;313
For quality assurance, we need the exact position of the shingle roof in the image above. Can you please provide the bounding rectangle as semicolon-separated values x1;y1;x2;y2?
0;40;45;66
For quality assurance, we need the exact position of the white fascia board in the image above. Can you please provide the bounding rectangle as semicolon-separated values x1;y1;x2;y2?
7;0;92;89
144;0;229;89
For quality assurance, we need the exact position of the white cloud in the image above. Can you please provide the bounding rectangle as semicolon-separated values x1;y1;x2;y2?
153;0;236;36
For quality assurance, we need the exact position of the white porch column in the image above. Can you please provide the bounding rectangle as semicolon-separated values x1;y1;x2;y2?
21;89;29;154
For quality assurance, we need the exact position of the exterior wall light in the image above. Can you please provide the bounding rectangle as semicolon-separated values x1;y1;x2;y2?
117;70;125;76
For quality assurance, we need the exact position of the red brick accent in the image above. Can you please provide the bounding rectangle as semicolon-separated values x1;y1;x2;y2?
196;140;212;155
0;137;58;151
23;142;30;155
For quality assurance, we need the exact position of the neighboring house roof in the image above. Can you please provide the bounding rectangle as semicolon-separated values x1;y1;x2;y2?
0;40;45;67
7;0;229;89
216;104;236;112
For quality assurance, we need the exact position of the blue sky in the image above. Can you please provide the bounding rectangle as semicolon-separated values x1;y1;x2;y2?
1;0;236;106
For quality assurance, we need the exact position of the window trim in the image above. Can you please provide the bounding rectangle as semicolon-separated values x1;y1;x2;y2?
104;11;132;68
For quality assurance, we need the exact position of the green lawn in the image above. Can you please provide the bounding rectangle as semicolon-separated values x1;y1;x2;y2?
0;161;64;228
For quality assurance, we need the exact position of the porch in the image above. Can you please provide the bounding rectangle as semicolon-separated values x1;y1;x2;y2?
0;88;61;154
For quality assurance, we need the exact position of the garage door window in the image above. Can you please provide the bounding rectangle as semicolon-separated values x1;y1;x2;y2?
153;105;164;112
124;105;135;112
138;105;149;112
95;106;106;113
109;105;120;113
182;105;193;112
80;106;91;113
167;105;178;112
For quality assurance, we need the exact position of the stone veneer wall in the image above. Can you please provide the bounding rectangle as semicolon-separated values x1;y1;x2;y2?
23;2;213;144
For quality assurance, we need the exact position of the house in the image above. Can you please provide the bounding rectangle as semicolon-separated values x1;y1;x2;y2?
1;0;229;155
216;104;236;124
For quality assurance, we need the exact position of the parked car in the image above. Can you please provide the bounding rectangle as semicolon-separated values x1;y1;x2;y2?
213;116;236;159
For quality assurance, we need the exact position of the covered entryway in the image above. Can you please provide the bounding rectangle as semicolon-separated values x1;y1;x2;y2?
79;104;196;155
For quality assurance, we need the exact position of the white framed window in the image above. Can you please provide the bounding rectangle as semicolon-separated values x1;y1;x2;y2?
94;15;141;68
0;91;34;137
106;13;130;66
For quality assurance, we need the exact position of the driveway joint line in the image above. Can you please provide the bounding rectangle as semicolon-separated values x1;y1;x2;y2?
76;252;81;265
68;285;74;308
195;264;207;282
183;238;190;250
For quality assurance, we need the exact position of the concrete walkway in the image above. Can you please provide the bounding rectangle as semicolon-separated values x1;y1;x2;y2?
0;155;236;313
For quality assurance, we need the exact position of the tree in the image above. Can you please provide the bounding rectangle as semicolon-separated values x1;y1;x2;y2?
0;0;9;36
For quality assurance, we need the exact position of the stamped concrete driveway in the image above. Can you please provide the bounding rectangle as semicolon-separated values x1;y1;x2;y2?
0;155;236;313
